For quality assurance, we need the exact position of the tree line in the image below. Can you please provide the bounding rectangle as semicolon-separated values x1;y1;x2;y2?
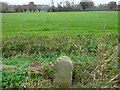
0;2;42;13
51;0;118;12
0;0;119;13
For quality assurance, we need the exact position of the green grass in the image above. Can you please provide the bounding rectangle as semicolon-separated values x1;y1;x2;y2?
1;11;119;88
2;11;118;36
2;33;119;88
2;54;32;67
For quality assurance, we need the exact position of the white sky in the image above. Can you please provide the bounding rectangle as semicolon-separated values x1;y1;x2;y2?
0;0;119;6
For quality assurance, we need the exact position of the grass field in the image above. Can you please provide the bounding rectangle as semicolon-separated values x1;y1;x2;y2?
2;11;118;36
1;11;119;88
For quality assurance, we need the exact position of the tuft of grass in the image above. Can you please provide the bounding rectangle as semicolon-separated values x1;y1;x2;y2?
2;68;27;88
2;54;32;67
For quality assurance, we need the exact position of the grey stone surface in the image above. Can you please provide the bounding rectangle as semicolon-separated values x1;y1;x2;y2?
53;56;73;87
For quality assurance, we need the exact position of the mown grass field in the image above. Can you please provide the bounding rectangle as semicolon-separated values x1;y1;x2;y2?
1;11;119;88
2;11;118;36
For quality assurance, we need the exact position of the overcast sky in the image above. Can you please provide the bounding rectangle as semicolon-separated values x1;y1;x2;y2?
0;0;119;6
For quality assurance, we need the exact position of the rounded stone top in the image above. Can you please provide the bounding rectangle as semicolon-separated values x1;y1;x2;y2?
54;56;73;87
55;56;73;65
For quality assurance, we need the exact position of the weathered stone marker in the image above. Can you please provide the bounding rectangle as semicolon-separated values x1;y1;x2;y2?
53;56;73;87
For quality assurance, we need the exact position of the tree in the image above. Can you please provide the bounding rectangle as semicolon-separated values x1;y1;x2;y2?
107;1;117;10
64;1;72;11
51;0;56;12
98;4;107;8
72;0;75;7
23;5;28;12
1;2;8;12
71;0;75;10
14;6;19;12
51;6;56;12
77;4;82;11
47;8;50;12
56;3;62;12
80;0;94;10
118;1;120;11
55;0;81;12
95;4;108;11
18;5;23;12
38;8;41;12
33;5;37;12
65;1;71;8
28;2;36;12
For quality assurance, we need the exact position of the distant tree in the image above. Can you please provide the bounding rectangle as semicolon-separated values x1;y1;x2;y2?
1;2;8;12
71;0;75;10
72;0;75;7
46;6;51;12
23;5;28;12
28;2;33;12
56;3;62;12
51;6;56;12
47;8;50;12
65;1;71;8
58;3;62;9
28;2;36;12
95;4;108;11
60;1;62;6
29;9;32;12
24;8;27;12
98;4;107;8
18;5;23;12
80;0;94;10
15;7;19;12
63;1;72;11
38;8;41;12
55;0;82;12
33;5;37;12
33;9;35;12
119;1;120;11
107;1;117;10
77;4;82;11
51;0;56;12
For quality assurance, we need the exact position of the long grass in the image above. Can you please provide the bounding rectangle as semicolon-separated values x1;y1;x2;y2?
2;33;119;88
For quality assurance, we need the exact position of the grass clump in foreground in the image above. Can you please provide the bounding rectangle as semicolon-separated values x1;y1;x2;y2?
2;33;119;88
